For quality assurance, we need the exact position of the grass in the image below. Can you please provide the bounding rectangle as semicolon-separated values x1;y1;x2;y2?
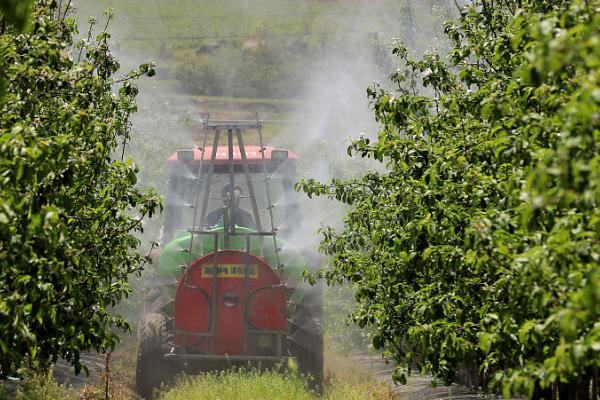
0;313;394;400
0;353;392;400
324;380;396;400
157;368;396;400
0;333;143;400
0;372;74;400
0;369;137;400
158;334;396;400
78;334;142;400
159;370;314;400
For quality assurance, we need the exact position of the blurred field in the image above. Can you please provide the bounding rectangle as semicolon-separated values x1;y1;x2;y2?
72;0;442;99
74;0;402;46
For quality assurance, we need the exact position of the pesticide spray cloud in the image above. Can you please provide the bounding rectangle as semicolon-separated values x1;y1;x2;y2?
71;0;451;347
72;0;453;239
267;3;404;255
262;1;456;353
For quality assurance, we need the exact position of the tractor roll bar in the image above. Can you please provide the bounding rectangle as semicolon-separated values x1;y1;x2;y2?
180;115;288;356
188;230;279;237
201;119;303;130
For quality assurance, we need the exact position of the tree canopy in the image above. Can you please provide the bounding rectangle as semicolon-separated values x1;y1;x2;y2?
0;1;160;375
299;0;600;397
0;0;33;31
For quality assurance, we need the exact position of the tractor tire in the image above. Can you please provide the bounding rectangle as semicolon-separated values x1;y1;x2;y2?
299;312;324;387
136;312;171;400
289;289;324;389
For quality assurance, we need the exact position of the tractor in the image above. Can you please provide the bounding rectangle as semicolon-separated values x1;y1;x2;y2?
135;120;323;399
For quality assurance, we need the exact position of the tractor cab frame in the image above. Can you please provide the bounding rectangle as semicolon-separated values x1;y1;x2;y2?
136;119;323;399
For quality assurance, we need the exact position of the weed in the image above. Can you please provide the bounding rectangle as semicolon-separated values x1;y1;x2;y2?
324;379;396;400
158;369;314;400
77;336;141;400
158;367;396;400
0;371;75;400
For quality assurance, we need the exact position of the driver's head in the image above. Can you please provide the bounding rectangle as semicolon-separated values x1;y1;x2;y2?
222;184;242;208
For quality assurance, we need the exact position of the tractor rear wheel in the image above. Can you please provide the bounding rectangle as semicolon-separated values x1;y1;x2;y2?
136;312;171;399
289;288;324;388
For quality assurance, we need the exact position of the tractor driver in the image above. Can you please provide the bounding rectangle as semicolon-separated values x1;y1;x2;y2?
206;184;256;229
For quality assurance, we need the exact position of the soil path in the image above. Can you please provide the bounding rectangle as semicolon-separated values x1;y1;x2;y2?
53;353;105;387
352;351;503;400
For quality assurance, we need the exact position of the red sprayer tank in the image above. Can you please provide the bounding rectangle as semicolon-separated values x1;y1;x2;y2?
174;250;286;356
